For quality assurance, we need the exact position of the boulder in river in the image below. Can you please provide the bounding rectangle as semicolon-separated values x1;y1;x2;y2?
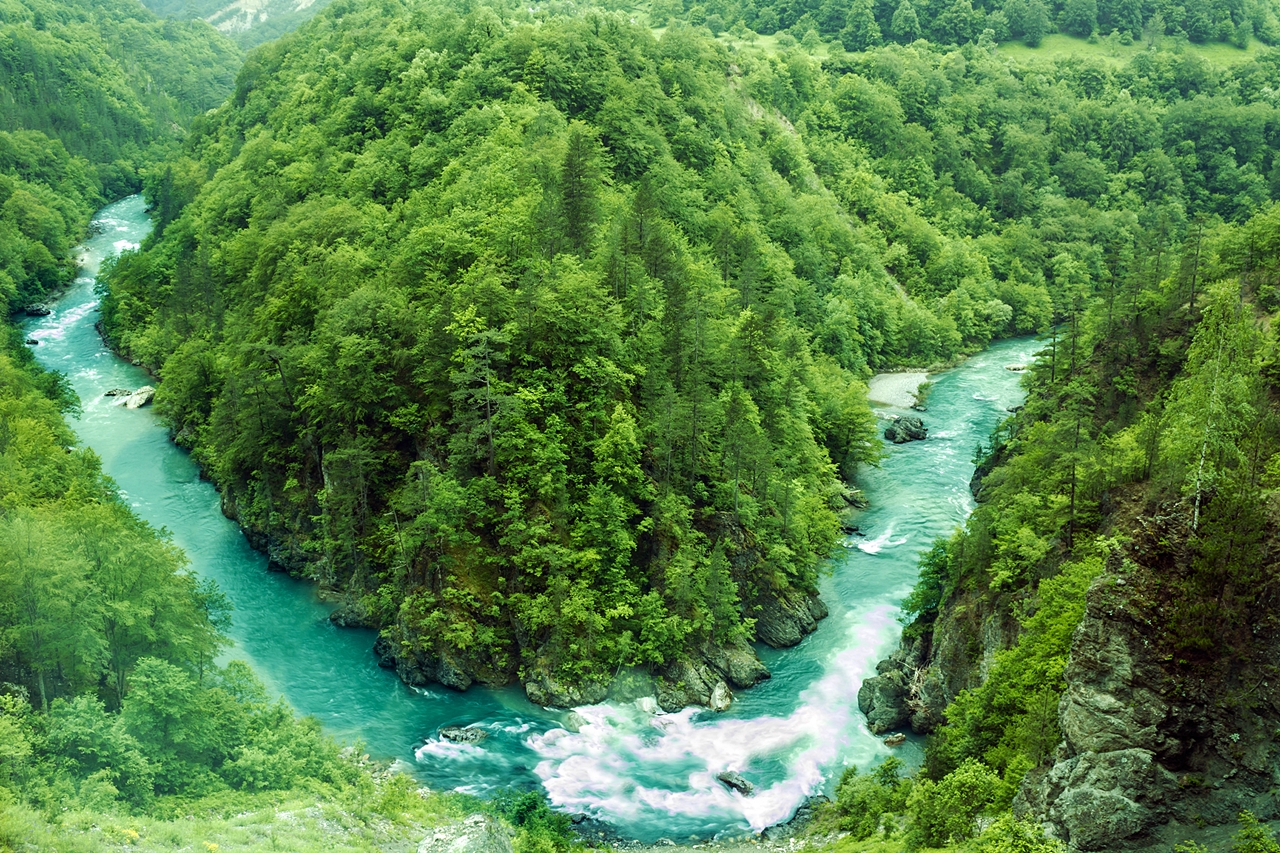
103;388;133;397
708;680;733;712
24;303;51;316
884;416;927;444
439;725;489;744
124;386;156;408
24;338;37;345
716;770;754;796
883;732;907;746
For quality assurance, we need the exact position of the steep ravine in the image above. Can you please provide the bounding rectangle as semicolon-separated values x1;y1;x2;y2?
28;195;1042;842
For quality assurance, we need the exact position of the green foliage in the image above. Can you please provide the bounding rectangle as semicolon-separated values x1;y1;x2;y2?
963;813;1065;852
830;757;912;840
489;789;578;853
1233;811;1280;853
905;758;999;847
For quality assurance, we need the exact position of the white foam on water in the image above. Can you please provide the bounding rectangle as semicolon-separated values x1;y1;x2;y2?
855;527;908;555
415;738;486;761
526;605;900;834
113;239;140;253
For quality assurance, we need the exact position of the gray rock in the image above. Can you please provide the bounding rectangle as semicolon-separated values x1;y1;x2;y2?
523;665;608;708
124;385;156;408
23;303;51;316
754;587;828;648
1029;749;1176;851
329;599;374;628
858;666;910;734
24;338;37;345
709;680;733;712
418;814;513;853
439;725;488;744
103;388;132;397
884;416;927;444
716;770;754;796
883;732;906;746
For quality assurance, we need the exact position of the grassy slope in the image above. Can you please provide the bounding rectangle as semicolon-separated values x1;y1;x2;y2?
997;31;1266;65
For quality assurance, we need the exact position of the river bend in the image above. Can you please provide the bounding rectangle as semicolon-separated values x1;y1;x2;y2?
22;195;1040;842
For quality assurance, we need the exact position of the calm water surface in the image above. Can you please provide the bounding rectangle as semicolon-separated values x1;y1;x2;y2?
23;195;1040;841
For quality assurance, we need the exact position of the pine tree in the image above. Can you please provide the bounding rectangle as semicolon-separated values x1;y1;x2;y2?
890;0;922;42
840;0;882;51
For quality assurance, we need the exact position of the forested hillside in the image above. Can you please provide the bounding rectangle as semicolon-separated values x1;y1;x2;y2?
0;0;240;312
103;0;1280;710
673;0;1280;52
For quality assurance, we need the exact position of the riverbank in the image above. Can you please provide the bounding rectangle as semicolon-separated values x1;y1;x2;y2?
866;372;927;408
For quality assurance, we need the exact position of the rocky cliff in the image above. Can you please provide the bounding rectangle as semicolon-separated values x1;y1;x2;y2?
1017;510;1280;851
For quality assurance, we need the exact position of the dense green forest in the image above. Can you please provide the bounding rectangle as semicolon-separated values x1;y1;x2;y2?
101;0;1280;707
824;195;1280;853
8;0;1280;844
0;0;240;312
0;0;488;848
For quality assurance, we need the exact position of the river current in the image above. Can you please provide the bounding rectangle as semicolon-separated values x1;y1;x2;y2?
22;195;1041;842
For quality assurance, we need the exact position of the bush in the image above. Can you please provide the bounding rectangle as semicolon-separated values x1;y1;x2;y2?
832;756;912;839
906;759;999;848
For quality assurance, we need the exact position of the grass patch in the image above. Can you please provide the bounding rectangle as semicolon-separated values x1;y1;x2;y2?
995;32;1263;67
0;778;472;853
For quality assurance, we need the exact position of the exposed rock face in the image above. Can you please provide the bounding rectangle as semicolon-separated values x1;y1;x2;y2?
103;388;132;397
24;303;51;316
655;637;769;712
329;597;374;628
716;770;754;796
884;416;927;444
860;583;1017;735
753;586;829;647
708;680;733;712
523;665;609;708
1018;543;1280;851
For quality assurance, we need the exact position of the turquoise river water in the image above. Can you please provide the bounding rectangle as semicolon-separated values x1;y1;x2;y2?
22;196;1041;842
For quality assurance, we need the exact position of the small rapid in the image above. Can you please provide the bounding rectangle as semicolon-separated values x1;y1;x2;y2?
23;195;1041;842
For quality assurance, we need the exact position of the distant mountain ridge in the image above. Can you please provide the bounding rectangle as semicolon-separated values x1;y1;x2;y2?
139;0;331;47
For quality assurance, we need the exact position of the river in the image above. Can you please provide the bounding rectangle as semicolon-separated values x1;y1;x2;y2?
22;195;1042;842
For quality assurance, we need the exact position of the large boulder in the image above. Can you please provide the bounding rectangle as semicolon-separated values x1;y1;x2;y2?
439;725;488;744
884;416;927;444
716;770;754;796
24;303;51;316
857;661;911;735
124;386;156;408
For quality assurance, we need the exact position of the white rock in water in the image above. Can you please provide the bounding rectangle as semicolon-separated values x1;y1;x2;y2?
125;386;156;408
709;680;733;712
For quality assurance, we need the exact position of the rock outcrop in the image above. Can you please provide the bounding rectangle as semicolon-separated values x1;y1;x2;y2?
884;416;927;444
752;586;829;647
1018;519;1280;851
24;303;51;316
859;581;1018;735
438;725;488;744
716;770;754;795
655;637;770;712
